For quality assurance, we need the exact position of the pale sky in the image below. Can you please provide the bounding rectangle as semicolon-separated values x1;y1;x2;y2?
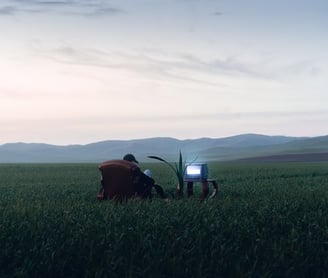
1;0;327;145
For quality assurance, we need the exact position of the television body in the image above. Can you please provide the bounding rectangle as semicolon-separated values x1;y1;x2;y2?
184;163;208;182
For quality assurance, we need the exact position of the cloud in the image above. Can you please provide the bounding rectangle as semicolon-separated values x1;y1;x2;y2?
36;45;229;88
0;4;46;15
82;7;122;17
34;1;72;5
134;109;328;122
6;109;326;125
34;42;324;91
0;0;123;16
0;6;17;15
211;11;224;16
132;109;328;122
12;0;77;4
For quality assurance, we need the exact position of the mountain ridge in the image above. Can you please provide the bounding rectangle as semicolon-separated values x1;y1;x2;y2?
0;134;327;163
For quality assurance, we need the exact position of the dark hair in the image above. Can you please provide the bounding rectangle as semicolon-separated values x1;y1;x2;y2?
123;154;139;164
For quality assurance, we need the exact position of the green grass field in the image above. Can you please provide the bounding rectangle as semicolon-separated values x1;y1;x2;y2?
1;162;328;277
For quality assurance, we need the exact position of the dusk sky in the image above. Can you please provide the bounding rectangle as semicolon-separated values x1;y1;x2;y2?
1;0;327;145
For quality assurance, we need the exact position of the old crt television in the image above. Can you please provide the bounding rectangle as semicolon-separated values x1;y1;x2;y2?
184;163;208;181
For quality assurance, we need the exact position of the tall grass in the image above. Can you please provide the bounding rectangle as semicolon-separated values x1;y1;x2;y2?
0;162;328;277
148;151;186;196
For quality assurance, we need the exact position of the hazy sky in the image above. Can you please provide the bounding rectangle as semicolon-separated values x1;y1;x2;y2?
1;0;327;145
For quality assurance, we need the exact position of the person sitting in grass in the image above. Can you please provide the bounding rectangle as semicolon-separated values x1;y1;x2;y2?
123;153;165;198
97;154;165;200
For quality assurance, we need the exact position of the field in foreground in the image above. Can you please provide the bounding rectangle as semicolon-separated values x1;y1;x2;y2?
0;162;328;277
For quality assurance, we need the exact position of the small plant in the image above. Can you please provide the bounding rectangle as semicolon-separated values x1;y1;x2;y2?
148;151;186;196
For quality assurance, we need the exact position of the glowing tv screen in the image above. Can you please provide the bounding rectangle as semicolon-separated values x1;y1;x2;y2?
184;163;208;181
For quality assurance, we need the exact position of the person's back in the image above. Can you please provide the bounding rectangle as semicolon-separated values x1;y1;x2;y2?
98;154;166;201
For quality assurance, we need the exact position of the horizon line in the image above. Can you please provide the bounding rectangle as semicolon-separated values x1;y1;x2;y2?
1;132;325;147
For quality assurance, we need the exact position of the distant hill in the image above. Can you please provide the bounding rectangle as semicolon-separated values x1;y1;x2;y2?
0;134;327;163
238;153;328;163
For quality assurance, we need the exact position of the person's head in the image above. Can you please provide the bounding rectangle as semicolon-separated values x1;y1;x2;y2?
123;153;139;164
